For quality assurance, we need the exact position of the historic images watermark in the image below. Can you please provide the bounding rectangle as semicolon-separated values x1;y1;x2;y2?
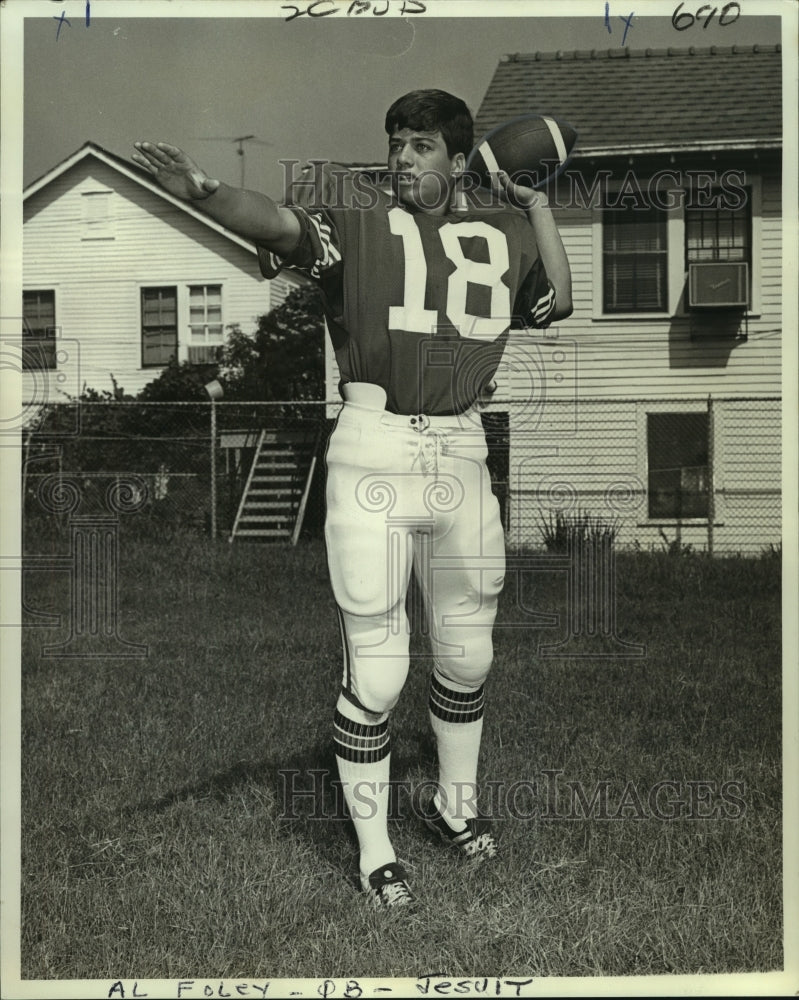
1;320;82;437
278;769;747;822
4;317;149;654
276;158;750;214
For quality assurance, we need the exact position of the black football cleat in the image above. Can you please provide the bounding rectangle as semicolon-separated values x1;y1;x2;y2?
361;862;415;908
421;796;498;861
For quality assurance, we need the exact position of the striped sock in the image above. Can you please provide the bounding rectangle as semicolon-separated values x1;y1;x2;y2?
333;695;395;880
428;670;486;831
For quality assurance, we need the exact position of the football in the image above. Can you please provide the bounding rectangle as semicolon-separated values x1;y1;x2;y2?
465;113;578;191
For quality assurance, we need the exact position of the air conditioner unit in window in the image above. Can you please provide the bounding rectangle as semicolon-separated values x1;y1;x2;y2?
187;345;219;364
688;262;749;309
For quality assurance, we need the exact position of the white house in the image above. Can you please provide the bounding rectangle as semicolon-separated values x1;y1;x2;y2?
22;142;302;401
473;43;783;555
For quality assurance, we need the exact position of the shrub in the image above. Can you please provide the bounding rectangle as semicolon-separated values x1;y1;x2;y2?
538;508;619;553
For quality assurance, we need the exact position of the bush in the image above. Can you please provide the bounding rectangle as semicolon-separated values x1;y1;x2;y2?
538;507;620;553
137;357;219;402
218;284;325;407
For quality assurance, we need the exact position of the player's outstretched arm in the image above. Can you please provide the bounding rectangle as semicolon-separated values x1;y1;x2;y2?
495;171;573;322
132;140;221;200
132;140;300;255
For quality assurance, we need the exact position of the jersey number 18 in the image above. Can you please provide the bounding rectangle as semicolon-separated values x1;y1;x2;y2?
388;208;511;342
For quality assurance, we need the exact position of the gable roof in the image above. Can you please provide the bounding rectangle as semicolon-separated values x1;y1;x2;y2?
476;45;782;157
23;141;259;255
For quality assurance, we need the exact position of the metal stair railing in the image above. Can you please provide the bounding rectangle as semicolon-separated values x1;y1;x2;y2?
290;422;324;546
228;428;266;543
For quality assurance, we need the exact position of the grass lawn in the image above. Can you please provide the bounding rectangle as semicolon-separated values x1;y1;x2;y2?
17;529;782;982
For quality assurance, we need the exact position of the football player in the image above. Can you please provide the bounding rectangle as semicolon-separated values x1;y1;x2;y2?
133;89;572;908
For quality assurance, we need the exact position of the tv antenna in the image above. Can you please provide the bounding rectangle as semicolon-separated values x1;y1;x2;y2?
191;134;273;188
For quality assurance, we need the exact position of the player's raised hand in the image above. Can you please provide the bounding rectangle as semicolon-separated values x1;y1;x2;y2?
132;141;220;201
493;170;548;210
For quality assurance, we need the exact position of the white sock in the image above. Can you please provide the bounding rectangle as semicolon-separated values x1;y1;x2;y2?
333;693;395;883
428;669;486;831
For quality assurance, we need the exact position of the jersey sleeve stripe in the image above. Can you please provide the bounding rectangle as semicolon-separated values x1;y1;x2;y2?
308;214;341;276
256;205;342;279
531;284;556;325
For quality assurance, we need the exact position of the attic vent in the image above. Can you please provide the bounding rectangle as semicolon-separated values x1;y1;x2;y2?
81;190;114;240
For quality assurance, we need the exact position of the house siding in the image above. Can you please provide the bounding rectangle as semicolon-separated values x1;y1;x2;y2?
505;397;640;548
499;163;781;554
521;167;781;399
23;156;297;399
502;394;781;556
713;397;781;554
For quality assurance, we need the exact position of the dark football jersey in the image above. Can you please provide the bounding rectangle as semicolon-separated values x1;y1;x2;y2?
258;163;555;416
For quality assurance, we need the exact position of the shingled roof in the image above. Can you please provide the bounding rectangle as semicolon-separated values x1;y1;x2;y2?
475;45;782;156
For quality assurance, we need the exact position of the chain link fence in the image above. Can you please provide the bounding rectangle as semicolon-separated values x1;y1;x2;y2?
22;401;331;545
503;395;781;557
21;396;781;556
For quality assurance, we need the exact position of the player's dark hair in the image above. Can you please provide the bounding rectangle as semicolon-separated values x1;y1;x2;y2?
384;90;473;157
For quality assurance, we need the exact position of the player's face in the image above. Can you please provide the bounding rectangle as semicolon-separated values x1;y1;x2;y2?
388;129;464;215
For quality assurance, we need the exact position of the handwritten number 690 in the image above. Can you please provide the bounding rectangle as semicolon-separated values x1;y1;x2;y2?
672;2;742;30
